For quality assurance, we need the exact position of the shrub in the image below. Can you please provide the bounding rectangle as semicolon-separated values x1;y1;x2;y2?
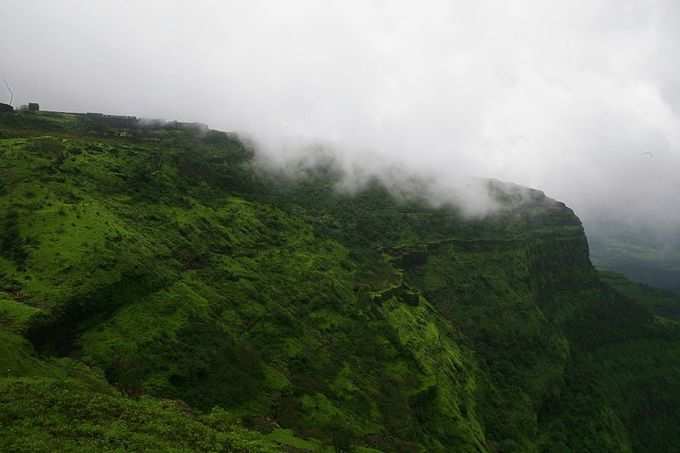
0;209;28;267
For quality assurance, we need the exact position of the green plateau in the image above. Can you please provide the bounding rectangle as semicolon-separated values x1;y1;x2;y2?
2;111;680;452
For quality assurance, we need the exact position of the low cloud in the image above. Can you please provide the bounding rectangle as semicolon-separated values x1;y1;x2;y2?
3;1;680;235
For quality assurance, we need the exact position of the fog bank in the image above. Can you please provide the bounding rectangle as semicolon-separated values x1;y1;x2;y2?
3;1;680;236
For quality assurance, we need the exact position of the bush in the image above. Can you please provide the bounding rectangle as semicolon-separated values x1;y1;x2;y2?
0;209;28;267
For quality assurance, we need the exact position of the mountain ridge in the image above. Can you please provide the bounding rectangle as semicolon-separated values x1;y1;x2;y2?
2;110;680;452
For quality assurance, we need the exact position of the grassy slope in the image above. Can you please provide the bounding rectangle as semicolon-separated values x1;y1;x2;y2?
1;111;680;452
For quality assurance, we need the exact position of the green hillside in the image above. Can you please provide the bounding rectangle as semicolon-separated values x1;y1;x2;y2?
2;111;680;452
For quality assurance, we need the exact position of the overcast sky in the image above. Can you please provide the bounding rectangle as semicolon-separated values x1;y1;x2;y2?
3;1;680;234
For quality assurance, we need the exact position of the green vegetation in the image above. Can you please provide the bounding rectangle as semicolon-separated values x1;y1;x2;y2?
600;270;680;319
1;110;680;451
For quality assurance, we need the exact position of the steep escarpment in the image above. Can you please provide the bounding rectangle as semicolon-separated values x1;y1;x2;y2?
2;111;680;452
271;174;633;452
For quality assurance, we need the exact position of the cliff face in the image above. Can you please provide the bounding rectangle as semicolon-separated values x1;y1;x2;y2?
1;111;680;452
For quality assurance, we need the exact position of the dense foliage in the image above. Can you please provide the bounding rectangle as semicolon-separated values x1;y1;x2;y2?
1;111;680;452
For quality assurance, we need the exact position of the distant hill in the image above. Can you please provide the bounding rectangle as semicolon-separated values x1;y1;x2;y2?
588;223;680;294
600;270;680;319
2;110;680;452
